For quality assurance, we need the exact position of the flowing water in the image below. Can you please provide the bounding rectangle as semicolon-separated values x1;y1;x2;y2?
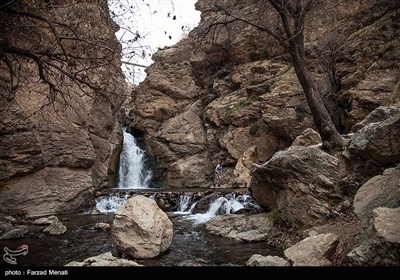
117;128;152;189
0;129;281;266
0;193;280;266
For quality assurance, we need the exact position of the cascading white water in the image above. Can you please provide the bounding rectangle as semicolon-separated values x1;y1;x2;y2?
176;193;260;224
118;128;152;189
95;194;129;213
178;194;192;212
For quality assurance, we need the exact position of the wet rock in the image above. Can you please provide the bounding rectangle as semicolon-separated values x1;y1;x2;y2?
284;233;339;266
347;207;400;266
250;146;347;227
90;209;102;215
65;252;141;266
349;114;400;166
178;259;209;266
205;213;274;242
192;193;220;214
4;216;17;223
95;222;111;231
341;200;352;211
44;221;67;236
154;197;172;212
0;226;28;240
0;221;13;234
33;216;59;225
353;165;400;226
292;128;322;147
112;195;173;259
246;254;290;266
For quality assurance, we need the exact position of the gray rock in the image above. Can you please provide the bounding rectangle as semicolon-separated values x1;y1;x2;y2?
4;216;17;223
95;222;111;231
351;106;400;132
178;259;209;266
349;114;400;165
353;166;400;226
111;195;173;259
65;252;141;266
192;193;220;214
44;221;67;235
33;216;59;225
250;146;347;226
284;233;339;266
0;221;13;233
347;207;400;266
0;226;28;240
246;254;290;266
205;213;274;242
292;128;322;147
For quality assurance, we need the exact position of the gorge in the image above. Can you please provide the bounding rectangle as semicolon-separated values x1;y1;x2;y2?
0;0;399;267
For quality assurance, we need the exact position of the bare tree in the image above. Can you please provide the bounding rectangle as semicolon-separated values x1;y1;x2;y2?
205;0;344;151
0;0;124;111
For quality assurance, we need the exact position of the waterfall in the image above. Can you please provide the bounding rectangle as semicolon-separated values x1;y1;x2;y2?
118;128;152;189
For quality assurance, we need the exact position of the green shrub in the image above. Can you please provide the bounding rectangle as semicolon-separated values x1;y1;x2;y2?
268;208;282;225
232;99;250;111
249;125;259;136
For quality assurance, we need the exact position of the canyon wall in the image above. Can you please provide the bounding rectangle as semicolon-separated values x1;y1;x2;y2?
0;0;127;216
127;0;399;188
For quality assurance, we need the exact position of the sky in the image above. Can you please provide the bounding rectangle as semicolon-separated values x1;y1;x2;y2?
108;0;201;84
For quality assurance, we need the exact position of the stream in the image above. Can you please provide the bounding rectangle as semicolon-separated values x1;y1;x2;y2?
0;129;281;266
0;194;281;266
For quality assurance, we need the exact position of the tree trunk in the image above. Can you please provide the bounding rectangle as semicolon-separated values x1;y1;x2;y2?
290;49;343;151
272;1;344;151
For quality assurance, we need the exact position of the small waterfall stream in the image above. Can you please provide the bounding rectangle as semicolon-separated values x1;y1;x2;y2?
0;121;280;266
117;128;152;189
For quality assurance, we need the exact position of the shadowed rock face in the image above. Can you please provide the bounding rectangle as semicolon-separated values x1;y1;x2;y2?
0;1;126;216
349;114;400;166
353;165;400;226
127;0;400;188
347;207;400;266
250;146;347;227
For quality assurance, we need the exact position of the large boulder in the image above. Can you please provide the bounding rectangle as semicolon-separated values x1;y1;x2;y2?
347;207;400;266
250;146;347;226
353;165;400;226
205;213;275;242
111;195;173;259
284;233;339;266
348;114;400;166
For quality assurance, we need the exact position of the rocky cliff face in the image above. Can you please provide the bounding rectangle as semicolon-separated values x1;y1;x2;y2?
127;0;399;188
0;0;126;216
